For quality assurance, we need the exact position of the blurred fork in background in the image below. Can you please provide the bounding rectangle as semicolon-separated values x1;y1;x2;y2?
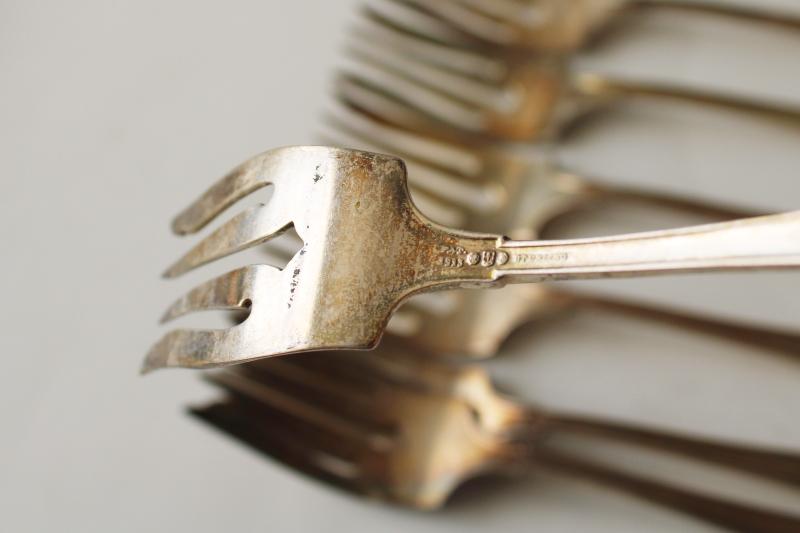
391;0;800;53
190;347;800;532
339;4;800;141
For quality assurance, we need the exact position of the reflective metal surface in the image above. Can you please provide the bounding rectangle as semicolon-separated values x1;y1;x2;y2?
144;146;800;372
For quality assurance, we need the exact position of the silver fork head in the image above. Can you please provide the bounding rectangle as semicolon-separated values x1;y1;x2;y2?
395;0;624;52
342;3;568;140
144;146;500;373
198;353;516;509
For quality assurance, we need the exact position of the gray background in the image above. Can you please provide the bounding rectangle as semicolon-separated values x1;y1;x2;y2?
1;1;799;531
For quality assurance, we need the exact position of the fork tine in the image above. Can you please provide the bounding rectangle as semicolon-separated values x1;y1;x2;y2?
143;264;282;373
355;10;507;83
396;0;519;46
346;37;504;115
453;0;545;24
189;400;368;495
241;359;397;431
364;0;476;47
164;203;294;278
171;156;277;236
338;61;486;134
160;266;258;323
326;100;483;178
142;329;224;374
206;369;394;455
335;74;445;135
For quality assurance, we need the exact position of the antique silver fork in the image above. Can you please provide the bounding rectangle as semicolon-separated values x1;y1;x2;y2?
315;103;800;358
190;348;800;531
341;5;800;141
392;0;800;53
144;146;800;372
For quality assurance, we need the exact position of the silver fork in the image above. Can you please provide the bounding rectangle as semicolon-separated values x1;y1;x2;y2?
143;146;800;372
190;348;800;531
314;103;800;359
392;0;800;53
340;5;800;141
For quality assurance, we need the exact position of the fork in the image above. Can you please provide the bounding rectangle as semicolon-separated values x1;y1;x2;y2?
315;103;800;358
392;0;800;53
143;146;800;372
190;349;800;531
341;5;800;141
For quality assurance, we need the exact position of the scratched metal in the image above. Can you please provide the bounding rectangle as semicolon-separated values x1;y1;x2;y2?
143;146;800;372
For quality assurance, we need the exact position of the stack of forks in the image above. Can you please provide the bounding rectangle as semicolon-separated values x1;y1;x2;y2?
144;1;800;531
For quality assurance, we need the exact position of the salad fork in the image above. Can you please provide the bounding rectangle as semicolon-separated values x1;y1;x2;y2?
393;0;800;53
316;104;800;358
342;6;800;141
190;348;800;531
143;146;800;372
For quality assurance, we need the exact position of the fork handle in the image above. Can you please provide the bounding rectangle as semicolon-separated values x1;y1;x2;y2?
533;447;800;533
571;73;800;127
526;413;800;487
630;0;800;32
491;211;800;283
565;291;800;359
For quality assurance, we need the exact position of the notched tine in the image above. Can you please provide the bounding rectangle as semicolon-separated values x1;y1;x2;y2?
164;203;293;278
171;157;274;236
160;266;256;324
143;265;281;374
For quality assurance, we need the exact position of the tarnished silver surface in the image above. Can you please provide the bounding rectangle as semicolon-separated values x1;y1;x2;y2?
144;146;800;372
316;100;800;358
318;3;800;359
395;0;800;53
190;346;800;531
342;4;800;141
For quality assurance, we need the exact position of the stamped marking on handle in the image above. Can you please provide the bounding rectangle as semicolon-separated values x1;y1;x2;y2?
511;252;570;264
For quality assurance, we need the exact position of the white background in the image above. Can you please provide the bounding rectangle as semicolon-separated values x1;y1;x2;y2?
1;1;799;531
